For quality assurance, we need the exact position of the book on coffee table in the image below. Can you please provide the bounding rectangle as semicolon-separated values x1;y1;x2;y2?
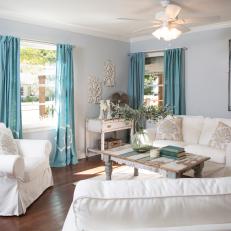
160;154;186;160
160;146;185;158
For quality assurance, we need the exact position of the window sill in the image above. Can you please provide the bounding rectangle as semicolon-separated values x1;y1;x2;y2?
23;125;56;133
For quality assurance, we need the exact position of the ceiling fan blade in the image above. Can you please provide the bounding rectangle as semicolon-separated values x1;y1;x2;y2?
116;18;161;23
133;25;161;34
165;4;182;19
172;19;186;25
170;23;190;33
182;16;220;25
117;17;144;21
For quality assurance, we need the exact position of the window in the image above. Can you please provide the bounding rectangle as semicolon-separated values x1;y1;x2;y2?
20;41;57;130
144;54;164;106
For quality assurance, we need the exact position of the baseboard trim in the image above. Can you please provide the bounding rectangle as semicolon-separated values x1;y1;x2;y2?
78;151;100;160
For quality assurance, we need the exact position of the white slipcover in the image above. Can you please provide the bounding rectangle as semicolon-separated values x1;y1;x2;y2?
179;115;204;144
185;144;225;164
146;116;231;170
62;178;231;231
153;140;185;148
199;118;231;145
0;138;53;216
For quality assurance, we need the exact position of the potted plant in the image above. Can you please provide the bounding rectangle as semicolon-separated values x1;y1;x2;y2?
111;104;171;152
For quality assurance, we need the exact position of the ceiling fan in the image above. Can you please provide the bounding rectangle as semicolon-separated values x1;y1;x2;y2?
117;0;219;41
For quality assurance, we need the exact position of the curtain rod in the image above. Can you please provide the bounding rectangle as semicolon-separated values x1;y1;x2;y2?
21;39;55;45
128;47;187;56
21;38;75;47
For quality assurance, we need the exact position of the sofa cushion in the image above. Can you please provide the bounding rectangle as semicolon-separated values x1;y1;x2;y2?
185;144;225;164
23;157;49;182
199;118;231;146
155;117;183;141
209;122;231;151
72;178;231;231
153;140;185;148
178;116;204;144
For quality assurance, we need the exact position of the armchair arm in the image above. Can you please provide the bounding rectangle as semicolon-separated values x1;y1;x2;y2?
225;143;231;166
0;155;24;179
15;139;52;159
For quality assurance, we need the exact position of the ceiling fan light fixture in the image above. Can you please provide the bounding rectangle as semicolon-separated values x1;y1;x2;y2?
152;26;182;41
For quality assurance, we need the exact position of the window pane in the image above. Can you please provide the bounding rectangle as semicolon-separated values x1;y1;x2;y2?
20;42;56;128
144;56;164;106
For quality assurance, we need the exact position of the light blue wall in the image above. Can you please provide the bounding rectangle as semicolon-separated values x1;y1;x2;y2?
131;28;231;118
0;18;130;159
1;17;231;159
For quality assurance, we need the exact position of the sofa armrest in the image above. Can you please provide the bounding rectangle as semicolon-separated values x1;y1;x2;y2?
15;139;52;159
225;143;231;166
0;155;24;179
72;178;231;230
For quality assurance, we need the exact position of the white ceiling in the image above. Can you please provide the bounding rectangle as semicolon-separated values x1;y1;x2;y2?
0;0;231;41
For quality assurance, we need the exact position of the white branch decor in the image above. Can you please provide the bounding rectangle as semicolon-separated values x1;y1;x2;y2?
104;60;116;87
88;75;102;104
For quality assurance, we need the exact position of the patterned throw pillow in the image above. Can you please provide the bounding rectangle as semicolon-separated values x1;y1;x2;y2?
155;116;183;141
209;122;231;151
0;128;18;155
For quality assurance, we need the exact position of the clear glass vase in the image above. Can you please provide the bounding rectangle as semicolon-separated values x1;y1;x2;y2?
131;130;152;153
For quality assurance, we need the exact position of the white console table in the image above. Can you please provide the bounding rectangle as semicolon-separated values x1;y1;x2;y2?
85;119;133;158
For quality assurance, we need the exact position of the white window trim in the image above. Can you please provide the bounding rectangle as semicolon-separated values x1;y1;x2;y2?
23;124;56;133
20;40;57;133
145;51;164;58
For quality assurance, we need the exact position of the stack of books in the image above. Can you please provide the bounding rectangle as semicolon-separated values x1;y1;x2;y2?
160;146;186;160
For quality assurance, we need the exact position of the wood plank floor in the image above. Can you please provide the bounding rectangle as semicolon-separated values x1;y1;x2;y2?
0;156;104;231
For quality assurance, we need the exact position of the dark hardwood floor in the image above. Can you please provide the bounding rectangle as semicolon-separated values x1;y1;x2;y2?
0;155;104;231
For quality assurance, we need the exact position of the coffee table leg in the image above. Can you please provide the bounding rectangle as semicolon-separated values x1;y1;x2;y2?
167;171;181;179
105;155;112;180
134;168;139;176
194;162;204;178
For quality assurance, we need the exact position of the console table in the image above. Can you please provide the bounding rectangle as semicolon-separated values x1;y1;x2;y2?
85;119;133;158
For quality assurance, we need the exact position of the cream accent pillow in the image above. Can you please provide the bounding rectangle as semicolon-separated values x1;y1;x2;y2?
0;128;18;155
209;122;231;151
155;116;183;141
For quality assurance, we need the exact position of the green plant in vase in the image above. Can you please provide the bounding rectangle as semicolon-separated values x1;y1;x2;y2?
111;104;171;153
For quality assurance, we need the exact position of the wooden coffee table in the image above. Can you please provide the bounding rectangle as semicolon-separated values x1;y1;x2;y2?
101;144;210;180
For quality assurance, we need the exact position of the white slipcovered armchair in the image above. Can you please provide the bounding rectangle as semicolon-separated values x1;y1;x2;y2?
0;124;53;216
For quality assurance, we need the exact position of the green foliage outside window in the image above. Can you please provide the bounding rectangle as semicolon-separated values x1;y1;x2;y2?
144;74;157;95
21;48;56;65
21;96;39;102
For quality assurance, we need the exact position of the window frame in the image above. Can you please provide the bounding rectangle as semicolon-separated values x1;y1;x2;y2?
144;52;164;107
20;40;57;132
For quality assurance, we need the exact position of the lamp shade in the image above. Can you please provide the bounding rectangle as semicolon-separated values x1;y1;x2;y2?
152;26;182;41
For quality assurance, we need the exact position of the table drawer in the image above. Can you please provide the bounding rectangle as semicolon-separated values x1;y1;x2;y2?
102;120;132;131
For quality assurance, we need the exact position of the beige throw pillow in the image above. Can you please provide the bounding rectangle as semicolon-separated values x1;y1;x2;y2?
0;128;18;155
209;122;231;151
155;116;183;141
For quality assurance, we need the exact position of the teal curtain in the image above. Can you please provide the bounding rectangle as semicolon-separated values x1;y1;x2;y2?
128;52;145;109
164;48;186;115
0;36;22;138
51;44;77;167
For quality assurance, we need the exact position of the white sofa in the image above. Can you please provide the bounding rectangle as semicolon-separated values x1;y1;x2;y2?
146;116;231;177
0;124;53;216
63;177;231;231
